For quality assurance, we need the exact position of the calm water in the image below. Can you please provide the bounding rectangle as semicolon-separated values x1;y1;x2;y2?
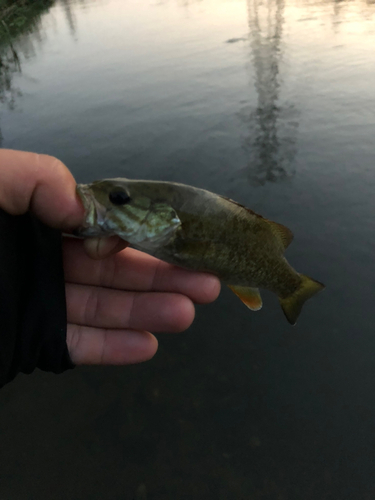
1;0;375;497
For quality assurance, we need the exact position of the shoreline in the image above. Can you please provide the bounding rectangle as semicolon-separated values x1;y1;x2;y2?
0;0;54;40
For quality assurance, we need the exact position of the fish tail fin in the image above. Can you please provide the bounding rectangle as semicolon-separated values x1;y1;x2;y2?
279;274;325;325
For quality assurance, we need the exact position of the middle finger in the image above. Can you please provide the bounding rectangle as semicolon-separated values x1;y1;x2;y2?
63;238;220;304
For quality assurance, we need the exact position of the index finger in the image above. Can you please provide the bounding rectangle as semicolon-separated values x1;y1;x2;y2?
0;149;83;230
63;238;221;304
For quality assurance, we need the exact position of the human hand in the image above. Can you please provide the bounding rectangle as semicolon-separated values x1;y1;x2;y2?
0;149;220;365
63;239;220;365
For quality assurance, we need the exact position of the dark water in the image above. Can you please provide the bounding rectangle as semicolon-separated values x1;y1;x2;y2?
1;0;375;497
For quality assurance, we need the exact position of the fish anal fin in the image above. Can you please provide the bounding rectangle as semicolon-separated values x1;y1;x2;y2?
266;220;294;250
228;285;262;311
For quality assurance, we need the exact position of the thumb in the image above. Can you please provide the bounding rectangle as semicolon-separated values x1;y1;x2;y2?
0;149;84;230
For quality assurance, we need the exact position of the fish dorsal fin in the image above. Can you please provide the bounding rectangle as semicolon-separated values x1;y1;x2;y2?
219;194;293;250
228;285;262;311
265;219;294;250
219;195;258;216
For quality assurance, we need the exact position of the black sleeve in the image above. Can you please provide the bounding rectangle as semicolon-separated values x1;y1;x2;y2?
0;209;74;388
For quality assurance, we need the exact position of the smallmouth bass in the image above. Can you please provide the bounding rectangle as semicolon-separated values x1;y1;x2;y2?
75;178;324;324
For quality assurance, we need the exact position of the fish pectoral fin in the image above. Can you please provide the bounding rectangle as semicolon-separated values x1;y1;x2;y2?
228;285;262;311
266;219;294;250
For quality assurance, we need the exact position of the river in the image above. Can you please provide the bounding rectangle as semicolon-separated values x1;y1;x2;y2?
1;0;375;498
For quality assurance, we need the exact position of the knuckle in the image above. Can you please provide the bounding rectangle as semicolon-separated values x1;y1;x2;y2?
84;287;100;325
150;259;163;290
66;324;82;361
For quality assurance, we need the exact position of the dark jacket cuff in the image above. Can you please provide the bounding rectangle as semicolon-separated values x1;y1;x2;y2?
0;209;74;388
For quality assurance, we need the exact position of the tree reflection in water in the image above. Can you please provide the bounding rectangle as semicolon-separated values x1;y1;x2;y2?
241;0;299;185
0;0;60;145
0;42;21;146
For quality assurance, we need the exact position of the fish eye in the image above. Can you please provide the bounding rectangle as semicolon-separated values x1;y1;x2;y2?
109;189;131;206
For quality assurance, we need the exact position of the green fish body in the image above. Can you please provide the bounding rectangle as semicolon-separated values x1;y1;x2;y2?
76;179;324;324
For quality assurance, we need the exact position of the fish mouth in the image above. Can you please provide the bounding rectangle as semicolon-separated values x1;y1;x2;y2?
75;184;110;237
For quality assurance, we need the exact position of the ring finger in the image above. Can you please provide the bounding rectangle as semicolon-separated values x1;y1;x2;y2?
66;283;195;333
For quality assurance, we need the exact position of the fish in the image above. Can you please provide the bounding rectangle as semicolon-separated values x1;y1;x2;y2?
75;178;325;324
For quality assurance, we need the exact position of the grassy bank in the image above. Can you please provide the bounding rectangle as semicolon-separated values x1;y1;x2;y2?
0;0;54;40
